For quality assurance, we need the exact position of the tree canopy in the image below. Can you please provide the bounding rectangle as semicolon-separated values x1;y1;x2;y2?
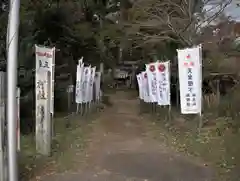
0;0;236;99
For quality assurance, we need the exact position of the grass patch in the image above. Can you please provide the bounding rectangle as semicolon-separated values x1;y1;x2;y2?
142;105;240;181
18;114;94;181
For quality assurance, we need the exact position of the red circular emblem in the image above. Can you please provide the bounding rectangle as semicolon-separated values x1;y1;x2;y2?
149;65;155;72
186;54;190;59
158;64;165;72
144;73;147;78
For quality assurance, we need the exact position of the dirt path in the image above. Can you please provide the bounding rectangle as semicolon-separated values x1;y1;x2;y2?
39;91;213;181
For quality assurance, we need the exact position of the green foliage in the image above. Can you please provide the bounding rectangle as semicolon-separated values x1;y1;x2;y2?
0;0;130;126
1;0;123;91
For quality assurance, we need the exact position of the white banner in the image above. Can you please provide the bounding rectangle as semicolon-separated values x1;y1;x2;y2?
142;72;150;103
75;57;84;103
146;63;158;102
35;45;55;115
76;57;84;81
136;74;143;100
82;66;91;103
156;61;171;105
177;45;202;114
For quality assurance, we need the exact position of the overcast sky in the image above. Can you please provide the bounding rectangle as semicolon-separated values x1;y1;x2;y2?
202;0;240;23
225;0;240;21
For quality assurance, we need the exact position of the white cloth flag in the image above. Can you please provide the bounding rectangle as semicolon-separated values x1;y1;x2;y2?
156;61;171;105
76;57;84;81
142;71;150;103
82;66;91;103
94;72;101;100
89;67;96;102
75;57;84;103
136;74;143;100
35;45;55;115
177;45;202;114
146;63;158;102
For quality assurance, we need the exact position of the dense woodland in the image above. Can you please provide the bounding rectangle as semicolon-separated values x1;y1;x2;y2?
0;0;240;133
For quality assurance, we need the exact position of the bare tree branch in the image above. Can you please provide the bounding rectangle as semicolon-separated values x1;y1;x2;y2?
123;0;233;47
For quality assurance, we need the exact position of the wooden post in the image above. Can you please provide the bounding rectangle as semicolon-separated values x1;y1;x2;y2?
198;44;203;131
0;72;7;181
51;47;56;118
36;70;51;156
216;79;220;107
86;102;90;116
176;81;179;108
67;87;71;114
89;101;91;113
151;103;153;114
198;108;203;133
83;103;86;116
168;62;171;121
100;63;104;83
175;56;179;108
51;48;55;139
76;103;79;114
153;103;157;114
80;103;83;116
93;82;96;112
66;84;74;127
67;84;74;113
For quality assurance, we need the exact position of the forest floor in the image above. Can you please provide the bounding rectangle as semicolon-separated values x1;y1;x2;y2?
25;90;215;181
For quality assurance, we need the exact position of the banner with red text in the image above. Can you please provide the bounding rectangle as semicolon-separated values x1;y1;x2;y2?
177;46;202;114
146;63;158;103
156;61;171;105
